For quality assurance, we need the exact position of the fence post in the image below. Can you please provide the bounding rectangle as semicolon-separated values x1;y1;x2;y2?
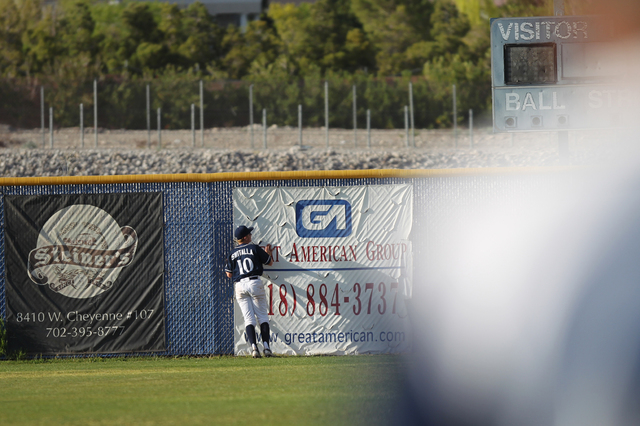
367;109;371;149
200;80;204;148
94;79;98;148
80;104;84;148
409;82;415;147
469;109;474;148
49;107;53;149
325;81;329;148
41;86;45;148
453;84;457;148
404;106;409;147
249;84;254;149
157;108;162;149
555;0;569;164
353;84;357;148
146;84;151;149
298;104;302;146
263;108;267;149
191;104;196;148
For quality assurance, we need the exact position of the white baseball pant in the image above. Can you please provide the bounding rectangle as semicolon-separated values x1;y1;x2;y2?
235;277;269;327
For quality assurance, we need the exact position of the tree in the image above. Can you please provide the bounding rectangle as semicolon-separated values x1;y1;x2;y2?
20;5;60;75
121;3;167;71
268;0;374;76
499;0;551;17
178;2;225;70
404;0;471;68
59;2;99;58
222;18;280;79
0;0;25;76
304;0;374;73
351;0;435;75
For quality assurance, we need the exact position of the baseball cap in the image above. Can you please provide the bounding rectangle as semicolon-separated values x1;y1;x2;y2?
234;225;253;240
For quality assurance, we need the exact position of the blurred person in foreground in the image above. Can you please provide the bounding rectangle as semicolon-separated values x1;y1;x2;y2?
398;1;640;424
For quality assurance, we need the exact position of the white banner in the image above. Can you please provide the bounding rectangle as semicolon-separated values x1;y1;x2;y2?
233;185;413;355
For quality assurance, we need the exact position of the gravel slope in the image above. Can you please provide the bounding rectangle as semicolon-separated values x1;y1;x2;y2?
0;127;616;177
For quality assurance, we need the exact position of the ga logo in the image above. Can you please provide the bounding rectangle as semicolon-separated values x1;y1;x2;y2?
295;200;352;238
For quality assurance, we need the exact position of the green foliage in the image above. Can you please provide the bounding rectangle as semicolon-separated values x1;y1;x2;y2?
423;52;491;126
179;2;225;69
268;0;375;77
0;316;23;359
0;78;42;128
453;0;500;26
13;72;481;130
351;0;436;76
0;0;553;129
499;0;552;17
222;18;280;79
0;317;6;357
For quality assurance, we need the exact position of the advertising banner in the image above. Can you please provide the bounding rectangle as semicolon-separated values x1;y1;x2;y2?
5;193;165;354
233;185;413;355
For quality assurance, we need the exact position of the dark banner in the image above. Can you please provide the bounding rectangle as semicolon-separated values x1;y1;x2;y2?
5;193;165;354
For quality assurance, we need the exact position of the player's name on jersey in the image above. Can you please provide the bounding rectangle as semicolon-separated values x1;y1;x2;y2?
230;248;256;260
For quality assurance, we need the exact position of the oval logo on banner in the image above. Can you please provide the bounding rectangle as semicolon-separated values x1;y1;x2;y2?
27;205;138;299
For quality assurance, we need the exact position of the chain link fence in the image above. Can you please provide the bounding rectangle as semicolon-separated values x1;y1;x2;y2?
0;170;569;356
0;76;493;142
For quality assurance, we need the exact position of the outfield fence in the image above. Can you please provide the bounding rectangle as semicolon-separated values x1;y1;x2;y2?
0;169;565;356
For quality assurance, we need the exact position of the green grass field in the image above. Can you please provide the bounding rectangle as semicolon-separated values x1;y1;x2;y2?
0;355;403;425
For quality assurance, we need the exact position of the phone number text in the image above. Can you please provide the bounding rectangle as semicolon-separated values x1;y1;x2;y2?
45;326;126;338
268;282;403;317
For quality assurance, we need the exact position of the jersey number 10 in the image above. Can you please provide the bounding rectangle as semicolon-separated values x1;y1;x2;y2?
237;258;254;274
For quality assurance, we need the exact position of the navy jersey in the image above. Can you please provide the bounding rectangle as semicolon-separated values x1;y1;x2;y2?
225;243;272;282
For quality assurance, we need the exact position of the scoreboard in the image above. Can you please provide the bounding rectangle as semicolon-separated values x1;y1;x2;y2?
491;16;633;132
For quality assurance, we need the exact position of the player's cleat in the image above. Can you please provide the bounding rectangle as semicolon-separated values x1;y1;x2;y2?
252;348;261;358
264;348;272;357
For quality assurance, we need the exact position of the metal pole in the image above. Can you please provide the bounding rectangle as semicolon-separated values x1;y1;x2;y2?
94;79;98;148
453;84;457;148
191;104;196;148
558;131;569;164
41;86;45;148
249;84;254;149
367;109;371;149
262;108;267;149
80;103;84;148
554;0;565;16
324;80;329;148
469;109;474;148
146;84;151;149
554;0;569;164
409;82;415;147
200;80;204;147
404;106;409;148
157;107;162;149
298;104;302;146
353;84;357;148
49;107;53;149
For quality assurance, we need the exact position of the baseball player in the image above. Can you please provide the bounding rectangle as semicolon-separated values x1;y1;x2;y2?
225;225;274;358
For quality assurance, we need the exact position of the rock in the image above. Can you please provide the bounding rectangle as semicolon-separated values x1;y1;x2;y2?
0;127;616;177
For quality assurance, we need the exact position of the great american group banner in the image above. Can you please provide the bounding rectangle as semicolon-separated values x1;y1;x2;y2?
4;193;166;354
232;185;413;355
